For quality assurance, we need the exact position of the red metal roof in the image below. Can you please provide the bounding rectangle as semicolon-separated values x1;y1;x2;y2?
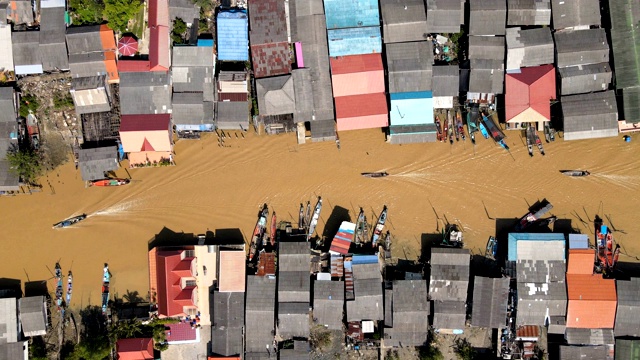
251;42;292;78
165;322;197;342
330;54;383;75
149;26;170;72
118;60;151;73
568;249;595;275
120;115;171;132
566;273;617;329
329;221;355;255
218;93;248;102
505;64;555;122
156;248;197;317
148;0;169;27
116;338;154;360
516;325;540;339
335;93;388;118
567;274;617;301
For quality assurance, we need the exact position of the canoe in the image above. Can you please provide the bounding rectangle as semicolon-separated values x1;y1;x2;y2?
307;197;322;241
361;172;389;178
90;178;130;187
371;206;388;247
560;170;590;177
53;214;87;229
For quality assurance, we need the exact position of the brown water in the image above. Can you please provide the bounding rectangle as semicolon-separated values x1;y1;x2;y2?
2;129;638;307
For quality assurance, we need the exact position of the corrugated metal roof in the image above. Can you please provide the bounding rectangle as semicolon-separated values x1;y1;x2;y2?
119;72;172;115
330;53;383;74
380;0;428;44
78;146;119;181
551;0;600;30
346;278;383;321
433;300;466;330
558;63;612;96
554;29;609;68
249;0;288;45
615;278;640;337
615;338;640;360
323;0;380;29
507;0;551;26
468;35;505;61
609;0;640;90
332;69;385;97
568;234;589;250
567;249;595;275
327;27;382;57
565;328;614;346
245;276;275;353
561;90;618;141
329;222;355;255
251;42;292;79
390;91;434;126
505;65;555;122
335;93;388;119
119;114;171;132
385;41;433;93
566;274;616;328
506;27;554;70
277;302;310;339
149;25;171;71
313;280;344;329
211;291;244;356
469;0;507;35
429;248;470;302
471;276;509;328
432;65;459;96
426;0;462;33
217;11;249;61
18;296;46;337
384;280;429;346
559;345;607;360
256;75;296;116
507;233;566;261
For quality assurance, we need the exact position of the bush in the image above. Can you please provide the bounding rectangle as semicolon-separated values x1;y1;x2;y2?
454;338;476;360
19;93;39;118
69;0;105;25
54;92;74;110
6;144;42;185
104;0;143;33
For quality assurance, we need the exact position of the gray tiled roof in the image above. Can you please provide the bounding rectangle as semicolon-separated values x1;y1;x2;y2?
279;341;310;359
119;72;172;115
385;41;433;93
432;300;466;330
292;69;313;123
347;278;383;322
256;75;296;116
516;281;566;326
516;260;566;283
429;248;470;301
277;302;310;339
0;297;17;343
615;339;640;360
558;63;612;96
559;345;607;360
279;242;310;270
171;92;214;126
469;58;505;94
551;0;600;30
380;0;428;44
0;116;19;191
506;27;554;70
468;35;505;61
615;278;640;337
245;276;276;353
469;0;506;36
506;0;551;26
313;280;344;330
279;271;310;303
289;0;324;16
0;88;15;124
169;0;200;24
384;280;429;347
66;25;104;55
211;291;244;357
12;31;40;67
172;46;214;67
471;276;509;328
432;66;459;96
77;146;118;181
39;7;68;71
352;262;382;281
216;101;249;130
18;296;46;337
565;328;614;346
426;0;462;33
554;29;609;68
0;342;24;360
561;90;618;141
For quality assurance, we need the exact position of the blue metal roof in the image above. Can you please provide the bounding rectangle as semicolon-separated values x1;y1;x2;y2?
323;0;380;29
568;234;589;250
351;255;378;265
327;27;381;57
390;91;434;126
507;233;566;261
197;39;214;47
217;10;249;61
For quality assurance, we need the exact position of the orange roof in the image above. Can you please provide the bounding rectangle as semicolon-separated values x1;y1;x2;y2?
218;251;246;292
104;51;119;83
99;24;117;51
330;53;384;75
568;249;595;275
567;274;616;301
116;338;154;360
566;300;617;328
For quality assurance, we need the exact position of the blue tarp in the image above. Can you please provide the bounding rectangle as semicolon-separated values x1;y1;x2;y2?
327;27;381;57
323;0;380;29
390;91;434;126
351;255;378;265
197;39;214;47
507;233;566;261
217;10;249;61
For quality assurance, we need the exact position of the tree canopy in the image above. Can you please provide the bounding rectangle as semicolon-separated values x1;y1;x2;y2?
6;145;42;185
104;0;143;33
69;0;105;25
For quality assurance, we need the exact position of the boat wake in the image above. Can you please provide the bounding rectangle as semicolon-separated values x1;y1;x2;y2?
592;174;640;191
92;200;139;217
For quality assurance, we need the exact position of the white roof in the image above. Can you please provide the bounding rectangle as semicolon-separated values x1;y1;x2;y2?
0;25;13;72
40;0;66;8
0;298;18;343
517;240;565;261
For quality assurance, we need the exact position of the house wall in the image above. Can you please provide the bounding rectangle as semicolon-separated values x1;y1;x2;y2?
128;151;172;165
337;114;388;131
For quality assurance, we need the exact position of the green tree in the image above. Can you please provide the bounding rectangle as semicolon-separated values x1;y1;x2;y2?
19;93;39;118
109;319;143;342
68;335;111;360
103;0;143;33
69;0;105;25
454;338;476;360
171;18;187;44
6;145;42;185
419;345;445;360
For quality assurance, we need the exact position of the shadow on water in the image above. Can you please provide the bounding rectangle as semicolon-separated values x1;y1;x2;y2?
79;305;109;338
148;227;243;250
25;280;49;297
321;205;351;244
0;278;22;298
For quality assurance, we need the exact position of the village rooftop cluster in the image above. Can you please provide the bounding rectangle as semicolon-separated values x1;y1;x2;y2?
1;0;640;191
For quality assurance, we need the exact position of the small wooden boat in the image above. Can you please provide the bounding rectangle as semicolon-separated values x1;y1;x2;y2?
249;205;269;261
66;271;73;305
355;208;365;244
447;110;454;144
55;263;63;309
515;200;553;232
304;201;312;230
435;118;443;141
307;197;322;241
53;214;87;229
534;132;545;155
467;106;479;144
526;126;535;157
544;122;551;143
270;211;277;247
102;264;110;315
478;121;489;139
485;236;497;258
90;178;130;187
442;118;449;143
455;110;462;141
560;170;590;177
298;203;305;229
371;205;388;247
361;172;389;178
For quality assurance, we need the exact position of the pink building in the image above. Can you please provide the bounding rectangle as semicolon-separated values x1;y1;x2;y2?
119;114;172;166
